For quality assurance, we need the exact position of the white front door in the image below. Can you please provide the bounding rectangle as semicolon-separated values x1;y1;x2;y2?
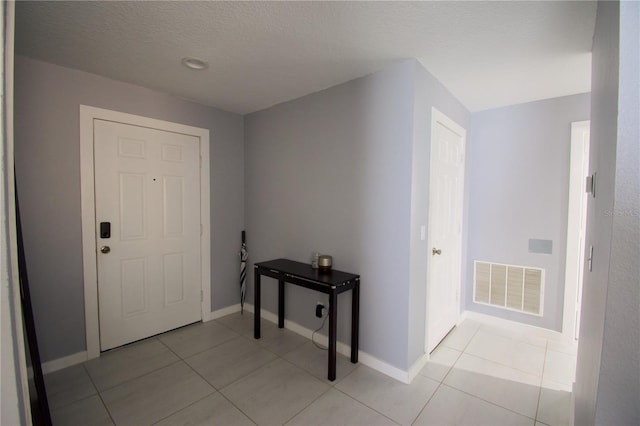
426;108;466;354
94;119;202;351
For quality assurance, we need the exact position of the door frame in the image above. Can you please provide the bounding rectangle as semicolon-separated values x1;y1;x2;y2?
425;107;466;353
80;105;211;359
562;120;590;341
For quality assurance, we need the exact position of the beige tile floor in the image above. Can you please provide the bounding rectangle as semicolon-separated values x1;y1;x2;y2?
45;313;576;426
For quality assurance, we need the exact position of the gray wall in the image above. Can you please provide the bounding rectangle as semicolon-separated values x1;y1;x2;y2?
575;1;640;424
407;63;470;365
466;94;591;331
14;56;244;362
244;59;469;371
596;2;640;422
245;60;416;369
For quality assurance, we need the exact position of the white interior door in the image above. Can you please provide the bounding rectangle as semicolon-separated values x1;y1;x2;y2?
426;108;466;354
94;119;202;351
563;121;590;341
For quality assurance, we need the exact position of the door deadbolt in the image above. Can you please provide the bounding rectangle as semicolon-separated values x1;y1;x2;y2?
432;248;442;255
100;246;111;254
99;222;111;238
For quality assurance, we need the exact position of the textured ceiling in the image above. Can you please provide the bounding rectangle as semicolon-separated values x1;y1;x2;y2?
15;1;596;115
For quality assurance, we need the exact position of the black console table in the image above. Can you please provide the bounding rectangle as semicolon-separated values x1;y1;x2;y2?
253;258;360;381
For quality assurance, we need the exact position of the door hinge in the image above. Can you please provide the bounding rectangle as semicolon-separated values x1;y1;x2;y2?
587;245;594;272
200;224;203;236
201;290;204;302
586;172;596;198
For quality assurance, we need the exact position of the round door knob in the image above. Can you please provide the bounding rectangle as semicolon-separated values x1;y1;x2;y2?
432;248;442;255
100;246;111;254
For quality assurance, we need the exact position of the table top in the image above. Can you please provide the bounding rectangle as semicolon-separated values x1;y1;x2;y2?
255;258;359;286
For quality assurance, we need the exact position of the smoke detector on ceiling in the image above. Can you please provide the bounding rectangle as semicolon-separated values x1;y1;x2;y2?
181;57;208;70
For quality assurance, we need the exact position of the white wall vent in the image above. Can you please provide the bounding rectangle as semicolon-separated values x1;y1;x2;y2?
474;261;544;316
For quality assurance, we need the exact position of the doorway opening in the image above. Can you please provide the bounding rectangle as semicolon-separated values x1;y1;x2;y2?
425;107;466;354
80;106;211;359
562;120;590;341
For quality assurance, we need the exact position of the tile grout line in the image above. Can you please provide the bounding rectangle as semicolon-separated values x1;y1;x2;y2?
280;384;334;425
42;368;99;412
215;392;259;426
409;381;443;425
190;337;266;426
459;323;482;352
459;326;548;377
332;386;401;426
46;338;177;413
47;392;111;422
216;348;325;425
57;314;552;425
454;351;545;378
159;320;244;360
81;363;118;426
438;343;465;384
245;321;310;358
215;317;366;425
147;392;229;426
534;341;549;424
438;324;541;422
156;334;181;358
331;379;402;425
181;323;261;424
161;320;261;425
186;339;279;393
88;337;184;393
441;383;538;423
92;352;186;392
279;339;360;387
49;315;338;425
99;329;233;425
332;365;438;426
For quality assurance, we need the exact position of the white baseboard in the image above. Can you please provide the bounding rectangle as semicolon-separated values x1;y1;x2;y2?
462;310;565;341
407;353;430;383
40;307;563;382
357;351;412;384
201;310;211;322
41;351;88;375
40;305;242;373
243;303;412;384
210;304;242;320
40;305;241;373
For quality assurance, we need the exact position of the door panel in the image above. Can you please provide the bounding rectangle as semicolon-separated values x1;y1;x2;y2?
163;253;186;305
427;110;465;353
94;119;201;351
120;173;146;240
121;257;147;316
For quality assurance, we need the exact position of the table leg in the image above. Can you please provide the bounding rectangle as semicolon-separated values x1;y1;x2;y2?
254;267;261;339
328;290;338;381
278;279;285;328
351;279;359;363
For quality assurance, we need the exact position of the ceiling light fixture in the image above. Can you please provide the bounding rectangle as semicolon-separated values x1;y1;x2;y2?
181;57;208;70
